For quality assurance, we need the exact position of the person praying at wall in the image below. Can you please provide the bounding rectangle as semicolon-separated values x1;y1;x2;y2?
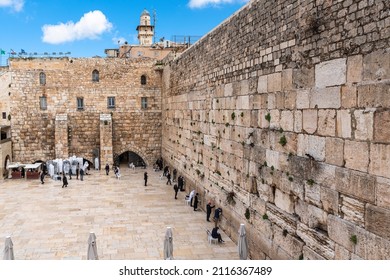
206;201;215;222
144;172;148;186
105;163;110;175
193;193;199;211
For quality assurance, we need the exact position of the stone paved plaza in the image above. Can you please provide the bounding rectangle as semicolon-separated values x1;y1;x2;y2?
0;167;239;260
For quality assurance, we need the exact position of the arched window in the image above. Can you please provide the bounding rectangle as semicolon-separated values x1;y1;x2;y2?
141;75;147;85
92;70;99;82
39;72;46;85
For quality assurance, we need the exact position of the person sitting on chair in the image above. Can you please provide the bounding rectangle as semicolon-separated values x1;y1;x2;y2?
211;226;224;243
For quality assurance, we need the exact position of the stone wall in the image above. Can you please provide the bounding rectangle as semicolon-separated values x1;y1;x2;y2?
0;70;11;126
162;0;390;259
9;57;162;165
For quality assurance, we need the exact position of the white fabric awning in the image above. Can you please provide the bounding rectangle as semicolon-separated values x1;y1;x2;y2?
24;163;42;170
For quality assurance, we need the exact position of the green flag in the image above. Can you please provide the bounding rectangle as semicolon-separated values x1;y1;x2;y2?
0;49;5;55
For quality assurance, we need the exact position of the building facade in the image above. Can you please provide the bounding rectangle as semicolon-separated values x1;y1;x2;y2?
9;57;162;168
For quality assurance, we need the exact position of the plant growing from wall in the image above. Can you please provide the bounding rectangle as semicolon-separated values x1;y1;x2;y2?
262;213;268;220
265;113;271;122
241;112;244;118
231;112;236;120
245;208;250;220
350;235;357;245
307;179;315;186
279;135;287;146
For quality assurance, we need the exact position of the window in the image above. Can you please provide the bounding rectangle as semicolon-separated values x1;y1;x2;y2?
107;97;115;108
39;96;47;110
141;75;147;85
39;72;46;85
92;70;99;82
77;97;84;110
2;112;6;119
141;97;148;109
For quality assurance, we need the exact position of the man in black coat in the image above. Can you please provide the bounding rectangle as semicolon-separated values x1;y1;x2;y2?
193;193;199;211
206;201;215;222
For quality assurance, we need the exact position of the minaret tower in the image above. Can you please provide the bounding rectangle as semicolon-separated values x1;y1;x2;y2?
136;9;154;46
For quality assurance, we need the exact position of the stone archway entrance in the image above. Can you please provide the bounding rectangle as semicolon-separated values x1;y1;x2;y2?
115;151;146;168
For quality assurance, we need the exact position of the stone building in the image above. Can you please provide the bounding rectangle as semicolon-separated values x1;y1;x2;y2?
5;1;390;259
0;69;12;178
137;9;154;46
9;57;162;168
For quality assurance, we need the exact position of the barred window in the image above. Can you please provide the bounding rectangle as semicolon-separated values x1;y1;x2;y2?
141;97;148;109
39;96;47;110
77;97;84;110
107;97;115;108
141;75;147;85
39;72;46;85
92;70;99;82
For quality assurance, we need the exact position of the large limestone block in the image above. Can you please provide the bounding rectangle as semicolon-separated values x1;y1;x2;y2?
344;140;369;172
357;83;390;108
336;109;352;138
267;72;282;92
369;143;390;179
282;69;293;91
328;215;390;259
224;83;233;97
296;223;335;259
303;246;326;260
315;58;347;88
353;109;374;140
293;67;315;89
320;186;339;215
340;195;365;227
341;86;357;108
373;109;390;143
266;203;299;233
294;110;302;132
347;55;363;84
311;162;336;189
296;89;310;109
325;137;344;166
284;90;296;109
279;110;294;132
297;134;325;161
365;205;390;239
310;87;341;109
274;189;295;214
317;109;336;137
377;177;390;209
363;49;390;81
273;226;304;259
335;168;376;203
302;109;317;134
266;149;280;170
257;75;268;93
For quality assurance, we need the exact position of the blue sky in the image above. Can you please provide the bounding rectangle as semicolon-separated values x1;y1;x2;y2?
0;0;249;60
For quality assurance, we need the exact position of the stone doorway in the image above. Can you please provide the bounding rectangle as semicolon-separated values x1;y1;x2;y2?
115;151;146;168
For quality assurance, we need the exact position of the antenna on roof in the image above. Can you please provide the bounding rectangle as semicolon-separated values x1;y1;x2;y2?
153;9;157;45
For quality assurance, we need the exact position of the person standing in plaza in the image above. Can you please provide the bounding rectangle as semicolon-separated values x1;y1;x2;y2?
206;201;215;222
193;193;199;211
166;171;172;185
189;189;195;207
172;168;177;182
105;163;110;175
40;170;45;184
173;184;179;199
62;174;68;188
80;167;84;181
76;163;79;180
144;172;148;186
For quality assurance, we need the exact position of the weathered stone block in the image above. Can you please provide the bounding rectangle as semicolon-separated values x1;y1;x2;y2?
341;86;357;108
340;195;365;227
268;72;282;92
282;69;293;91
279;110;294;132
284;90;296;109
257;75;268;93
320;186;339;215
224;83;233;96
296;89;310;109
296;223;335;260
344;140;369;172
369;143;390;179
363;49;390;81
366;205;390;239
294;110;302;133
293;67;315;89
347;55;363;84
373;110;390;143
353;109;374;140
297;134;325;161
336;109;352;138
325;137;344;166
274;189;294;214
315;58;347;88
335;168;376;203
302;109;317;134
357;83;390;108
310;87;341;109
318;109;336;136
377;177;390;209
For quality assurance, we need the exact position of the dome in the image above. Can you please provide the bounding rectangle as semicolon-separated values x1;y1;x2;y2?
141;9;150;17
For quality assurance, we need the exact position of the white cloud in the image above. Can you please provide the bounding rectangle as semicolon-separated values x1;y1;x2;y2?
0;0;24;12
188;0;249;9
42;10;113;44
